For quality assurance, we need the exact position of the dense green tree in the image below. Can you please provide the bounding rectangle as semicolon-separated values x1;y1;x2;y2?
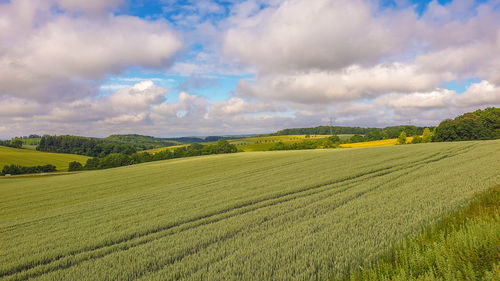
1;164;56;175
84;158;100;170
37;135;136;157
349;135;365;143
433;108;498;142
68;161;83;171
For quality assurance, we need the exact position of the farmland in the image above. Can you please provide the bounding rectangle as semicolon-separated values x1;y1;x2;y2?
339;137;414;148
230;134;350;151
0;146;89;172
145;134;355;153
0;140;499;280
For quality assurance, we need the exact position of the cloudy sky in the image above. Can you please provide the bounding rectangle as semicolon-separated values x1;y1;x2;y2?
1;0;499;138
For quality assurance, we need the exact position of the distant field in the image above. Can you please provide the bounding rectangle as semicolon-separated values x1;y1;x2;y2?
230;134;333;151
340;137;414;148
0;140;498;280
143;135;351;153
0;146;89;172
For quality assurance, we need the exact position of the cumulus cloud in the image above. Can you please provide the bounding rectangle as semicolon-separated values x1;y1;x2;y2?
453;80;500;107
375;89;455;110
0;0;182;101
224;0;410;73
1;0;500;138
237;63;447;104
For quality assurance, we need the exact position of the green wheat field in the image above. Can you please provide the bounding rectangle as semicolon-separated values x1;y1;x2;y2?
0;140;499;280
0;146;88;172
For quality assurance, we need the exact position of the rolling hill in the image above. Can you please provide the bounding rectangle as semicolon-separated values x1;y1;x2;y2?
0;146;89;172
0;140;498;280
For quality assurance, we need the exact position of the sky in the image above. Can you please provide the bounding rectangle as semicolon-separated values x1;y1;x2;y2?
0;0;499;138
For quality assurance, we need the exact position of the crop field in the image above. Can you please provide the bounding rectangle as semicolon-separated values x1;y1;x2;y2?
143;135;347;153
339;137;414;148
0;146;89;172
0;140;499;280
231;134;353;152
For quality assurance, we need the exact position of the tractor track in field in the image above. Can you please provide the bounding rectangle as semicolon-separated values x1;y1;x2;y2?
1;144;477;281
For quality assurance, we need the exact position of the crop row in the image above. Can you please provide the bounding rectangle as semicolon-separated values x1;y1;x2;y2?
0;140;498;280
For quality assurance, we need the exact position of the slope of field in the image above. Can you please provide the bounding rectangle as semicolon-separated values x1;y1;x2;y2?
349;184;500;280
0;140;499;280
0;146;89;172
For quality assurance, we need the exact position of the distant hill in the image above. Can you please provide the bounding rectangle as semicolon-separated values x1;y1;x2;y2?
104;134;259;149
103;134;184;150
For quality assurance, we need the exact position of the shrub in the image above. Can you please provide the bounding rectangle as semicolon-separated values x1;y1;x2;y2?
68;161;83;171
397;131;407;144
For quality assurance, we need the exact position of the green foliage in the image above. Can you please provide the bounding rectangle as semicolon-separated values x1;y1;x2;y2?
398;131;407;144
269;137;337;151
103;134;183;150
0;138;23;149
2;164;56;175
83;140;238;170
68;161;83;171
275;126;374;135
348;185;500;281
276;126;432;141
37;135;137;157
422;127;432;143
349;134;365;143
0;140;498;280
434;107;499;142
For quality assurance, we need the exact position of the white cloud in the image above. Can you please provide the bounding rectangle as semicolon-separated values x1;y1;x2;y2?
1;0;500;138
453;80;500;107
224;0;411;72
375;89;455;109
237;63;446;104
0;0;182;101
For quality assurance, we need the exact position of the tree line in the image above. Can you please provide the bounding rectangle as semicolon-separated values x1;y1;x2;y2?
69;139;238;171
269;136;340;151
433;107;499;141
1;164;56;175
37;135;137;157
274;125;431;137
0;139;23;149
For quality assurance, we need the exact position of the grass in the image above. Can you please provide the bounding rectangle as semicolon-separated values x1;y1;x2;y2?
0;146;89;172
0;140;498;280
348;184;500;281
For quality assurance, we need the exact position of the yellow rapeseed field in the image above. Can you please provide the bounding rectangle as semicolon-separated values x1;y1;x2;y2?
340;137;414;148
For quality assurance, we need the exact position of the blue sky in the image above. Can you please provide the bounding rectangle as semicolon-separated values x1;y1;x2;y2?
0;0;499;138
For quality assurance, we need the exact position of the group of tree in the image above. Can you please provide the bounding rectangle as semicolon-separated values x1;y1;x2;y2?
396;128;433;145
433;107;499;141
37;135;137;157
0;138;23;149
71;139;238;171
1;164;56;175
274;125;431;138
269;136;340;151
102;134;182;150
